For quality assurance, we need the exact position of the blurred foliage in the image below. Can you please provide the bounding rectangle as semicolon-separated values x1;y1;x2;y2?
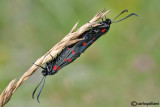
0;0;160;107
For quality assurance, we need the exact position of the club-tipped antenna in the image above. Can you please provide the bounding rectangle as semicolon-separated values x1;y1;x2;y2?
32;76;45;99
37;76;46;103
112;9;128;22
112;13;138;23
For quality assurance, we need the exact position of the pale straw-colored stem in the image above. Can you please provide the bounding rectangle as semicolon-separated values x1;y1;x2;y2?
0;9;110;107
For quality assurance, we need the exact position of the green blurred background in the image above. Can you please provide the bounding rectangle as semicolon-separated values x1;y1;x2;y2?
0;0;160;107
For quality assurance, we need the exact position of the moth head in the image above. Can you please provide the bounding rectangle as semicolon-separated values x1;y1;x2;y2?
42;69;48;77
105;18;111;25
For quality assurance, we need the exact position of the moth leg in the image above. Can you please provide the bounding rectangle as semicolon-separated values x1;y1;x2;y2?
105;16;107;20
33;63;45;69
49;53;54;59
102;18;104;22
88;21;93;29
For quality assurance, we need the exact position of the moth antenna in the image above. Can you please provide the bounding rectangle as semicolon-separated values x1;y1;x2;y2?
32;77;45;99
112;13;138;23
112;9;128;22
37;76;46;103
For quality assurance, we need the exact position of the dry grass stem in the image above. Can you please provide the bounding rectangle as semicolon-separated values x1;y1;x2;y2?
0;9;110;107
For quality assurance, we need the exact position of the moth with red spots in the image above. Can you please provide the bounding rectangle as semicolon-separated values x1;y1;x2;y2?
32;9;137;103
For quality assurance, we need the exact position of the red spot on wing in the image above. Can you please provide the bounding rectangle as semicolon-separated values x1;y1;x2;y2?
93;37;95;40
64;58;67;61
91;41;94;44
52;65;57;71
83;42;87;46
101;28;106;33
67;47;70;50
72;50;75;54
56;66;61;71
68;58;72;62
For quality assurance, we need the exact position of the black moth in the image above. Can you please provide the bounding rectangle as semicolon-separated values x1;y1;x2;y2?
32;9;137;103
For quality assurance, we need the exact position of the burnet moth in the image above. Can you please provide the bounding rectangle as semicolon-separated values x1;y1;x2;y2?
32;9;138;103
